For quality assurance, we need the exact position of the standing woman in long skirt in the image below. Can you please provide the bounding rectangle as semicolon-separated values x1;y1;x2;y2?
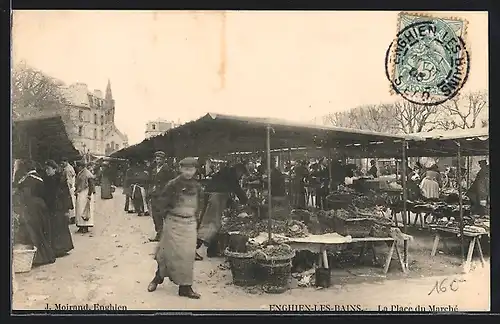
75;161;96;234
43;160;74;256
100;162;113;199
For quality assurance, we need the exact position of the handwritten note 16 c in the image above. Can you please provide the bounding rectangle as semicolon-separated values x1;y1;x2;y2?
428;278;464;296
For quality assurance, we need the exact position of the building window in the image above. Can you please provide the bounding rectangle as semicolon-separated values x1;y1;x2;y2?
100;115;104;125
115;144;120;150
101;129;104;139
88;95;93;107
78;126;83;136
93;129;97;139
111;141;115;150
79;110;83;121
94;114;98;124
152;124;156;130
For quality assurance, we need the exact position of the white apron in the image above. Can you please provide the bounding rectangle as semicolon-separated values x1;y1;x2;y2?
132;184;149;213
75;188;95;227
75;168;95;227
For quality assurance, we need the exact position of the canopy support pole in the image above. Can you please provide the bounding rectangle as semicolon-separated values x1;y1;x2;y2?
288;146;292;201
456;141;465;264
328;149;333;194
466;156;470;188
266;125;272;243
28;137;32;160
401;140;408;269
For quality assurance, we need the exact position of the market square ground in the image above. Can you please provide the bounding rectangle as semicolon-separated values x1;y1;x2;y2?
12;188;489;311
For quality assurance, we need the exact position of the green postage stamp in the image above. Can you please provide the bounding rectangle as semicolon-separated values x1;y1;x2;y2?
385;12;470;106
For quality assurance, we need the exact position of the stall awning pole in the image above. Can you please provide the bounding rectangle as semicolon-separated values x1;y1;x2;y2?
328;149;333;194
456;141;465;263
401;140;408;269
267;125;273;243
28;137;32;160
402;141;408;233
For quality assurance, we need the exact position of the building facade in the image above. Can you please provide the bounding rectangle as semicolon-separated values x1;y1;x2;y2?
145;119;177;139
61;80;128;156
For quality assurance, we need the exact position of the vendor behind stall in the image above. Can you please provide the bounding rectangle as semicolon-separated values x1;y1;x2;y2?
196;162;249;260
292;160;309;209
262;162;286;198
368;160;378;178
467;159;489;214
419;165;440;200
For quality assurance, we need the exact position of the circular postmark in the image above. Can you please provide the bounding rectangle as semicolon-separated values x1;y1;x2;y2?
385;19;470;106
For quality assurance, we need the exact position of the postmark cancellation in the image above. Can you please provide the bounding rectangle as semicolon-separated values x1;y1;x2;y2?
385;12;470;106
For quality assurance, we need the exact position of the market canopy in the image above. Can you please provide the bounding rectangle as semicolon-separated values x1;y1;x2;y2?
405;127;489;157
12;113;81;161
112;113;421;159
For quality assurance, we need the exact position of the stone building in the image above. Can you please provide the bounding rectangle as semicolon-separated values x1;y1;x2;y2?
61;80;128;156
145;119;177;139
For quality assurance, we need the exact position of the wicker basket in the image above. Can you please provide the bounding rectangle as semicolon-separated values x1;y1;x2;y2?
254;244;295;294
333;215;373;238
13;245;37;273
224;248;258;286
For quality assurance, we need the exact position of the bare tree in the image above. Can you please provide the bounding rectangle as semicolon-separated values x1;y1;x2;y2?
381;100;442;134
323;104;398;133
348;105;398;133
12;61;68;118
322;111;354;128
438;90;488;130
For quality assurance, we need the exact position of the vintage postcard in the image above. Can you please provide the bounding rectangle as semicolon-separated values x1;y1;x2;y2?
11;10;489;313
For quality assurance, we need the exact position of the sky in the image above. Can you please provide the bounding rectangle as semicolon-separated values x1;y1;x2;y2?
12;11;488;145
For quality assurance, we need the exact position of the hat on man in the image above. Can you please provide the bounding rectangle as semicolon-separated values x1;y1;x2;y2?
179;157;197;167
154;151;166;158
45;159;59;170
479;159;487;165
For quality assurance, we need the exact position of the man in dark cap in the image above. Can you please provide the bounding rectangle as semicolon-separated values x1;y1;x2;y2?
368;159;378;178
147;157;203;299
196;162;249;260
147;151;176;242
467;159;489;213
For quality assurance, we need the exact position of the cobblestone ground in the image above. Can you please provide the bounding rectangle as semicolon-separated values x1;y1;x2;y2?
12;188;490;312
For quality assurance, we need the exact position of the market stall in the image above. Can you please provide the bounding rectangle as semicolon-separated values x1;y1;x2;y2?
405;128;489;272
112;113;423;290
12;113;81;161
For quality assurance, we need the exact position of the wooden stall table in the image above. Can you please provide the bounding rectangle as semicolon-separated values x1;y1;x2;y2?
258;231;413;275
429;225;487;273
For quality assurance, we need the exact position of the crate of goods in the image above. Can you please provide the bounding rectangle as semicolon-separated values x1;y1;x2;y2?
224;248;259;286
370;217;393;238
13;244;37;273
333;213;374;238
326;193;353;210
255;244;295;294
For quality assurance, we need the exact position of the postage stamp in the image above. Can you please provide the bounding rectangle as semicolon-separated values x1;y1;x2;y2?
385;12;470;106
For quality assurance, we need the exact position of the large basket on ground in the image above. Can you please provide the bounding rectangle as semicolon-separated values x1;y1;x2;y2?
333;214;373;238
254;244;295;294
13;245;37;273
224;249;258;286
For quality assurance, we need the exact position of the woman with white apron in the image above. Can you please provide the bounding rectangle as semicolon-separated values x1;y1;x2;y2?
74;161;96;234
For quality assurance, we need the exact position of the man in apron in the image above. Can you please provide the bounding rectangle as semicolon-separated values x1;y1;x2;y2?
147;157;203;299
